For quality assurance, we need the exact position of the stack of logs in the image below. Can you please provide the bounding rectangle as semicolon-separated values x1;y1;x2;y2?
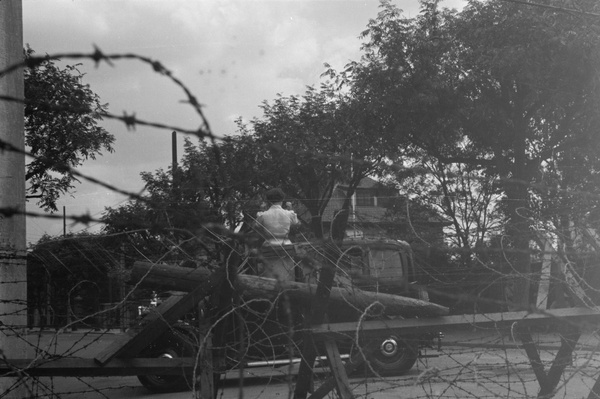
131;260;449;318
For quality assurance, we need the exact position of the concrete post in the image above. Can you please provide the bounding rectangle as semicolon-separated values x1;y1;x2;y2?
0;1;28;397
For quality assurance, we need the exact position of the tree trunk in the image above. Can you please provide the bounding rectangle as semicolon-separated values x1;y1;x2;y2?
310;214;324;239
503;117;532;310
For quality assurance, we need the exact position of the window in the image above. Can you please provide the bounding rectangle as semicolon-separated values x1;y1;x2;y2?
355;190;375;207
340;248;365;273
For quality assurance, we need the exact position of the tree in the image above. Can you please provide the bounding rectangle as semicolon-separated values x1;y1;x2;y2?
243;84;397;239
179;134;265;230
24;47;115;211
101;163;221;264
451;0;600;308
247;88;347;238
104;69;408;245
393;152;503;260
347;0;600;309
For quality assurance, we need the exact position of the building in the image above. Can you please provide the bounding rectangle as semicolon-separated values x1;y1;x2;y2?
321;177;448;244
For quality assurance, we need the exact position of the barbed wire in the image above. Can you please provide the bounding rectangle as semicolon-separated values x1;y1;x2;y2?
0;47;216;139
0;36;599;399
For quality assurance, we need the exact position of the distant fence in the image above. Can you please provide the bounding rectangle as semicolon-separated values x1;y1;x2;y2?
28;300;146;331
94;301;143;330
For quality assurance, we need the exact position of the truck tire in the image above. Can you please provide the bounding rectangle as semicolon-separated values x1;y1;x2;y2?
365;335;418;376
137;329;196;393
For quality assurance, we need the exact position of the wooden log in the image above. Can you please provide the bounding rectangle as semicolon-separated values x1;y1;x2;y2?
131;261;449;317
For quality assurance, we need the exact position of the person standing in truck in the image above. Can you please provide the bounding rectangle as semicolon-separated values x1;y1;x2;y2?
255;188;300;246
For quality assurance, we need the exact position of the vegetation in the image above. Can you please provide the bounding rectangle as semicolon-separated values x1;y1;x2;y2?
30;0;600;315
24;46;115;212
344;0;600;307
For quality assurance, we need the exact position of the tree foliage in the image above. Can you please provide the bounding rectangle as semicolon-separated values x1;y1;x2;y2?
101;163;221;264
346;0;600;308
242;83;398;238
24;47;115;212
102;82;398;247
391;152;503;255
179;134;264;230
96;0;600;313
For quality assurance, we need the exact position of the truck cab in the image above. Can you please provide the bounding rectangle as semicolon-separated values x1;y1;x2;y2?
252;238;437;376
337;238;427;299
257;238;427;300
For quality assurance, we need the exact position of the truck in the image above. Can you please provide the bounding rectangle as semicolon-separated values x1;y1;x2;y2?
133;238;443;392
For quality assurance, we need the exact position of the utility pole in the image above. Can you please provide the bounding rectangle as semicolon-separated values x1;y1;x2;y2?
0;1;28;397
172;131;177;174
171;131;179;201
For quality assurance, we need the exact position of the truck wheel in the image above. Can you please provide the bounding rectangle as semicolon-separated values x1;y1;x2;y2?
137;330;196;393
365;335;418;376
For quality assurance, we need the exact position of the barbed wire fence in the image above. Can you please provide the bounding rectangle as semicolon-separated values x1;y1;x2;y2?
0;48;599;399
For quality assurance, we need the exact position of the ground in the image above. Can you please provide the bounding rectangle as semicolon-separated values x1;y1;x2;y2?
10;325;600;398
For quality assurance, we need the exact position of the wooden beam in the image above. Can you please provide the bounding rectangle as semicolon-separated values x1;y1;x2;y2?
308;341;378;399
294;242;338;399
323;340;353;399
94;262;229;365
587;375;600;399
0;358;196;377
515;323;583;398
542;326;581;397
312;307;600;340
515;328;551;392
94;294;183;365
199;333;215;399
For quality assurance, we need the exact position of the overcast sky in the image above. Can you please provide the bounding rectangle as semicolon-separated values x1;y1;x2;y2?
22;0;464;244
